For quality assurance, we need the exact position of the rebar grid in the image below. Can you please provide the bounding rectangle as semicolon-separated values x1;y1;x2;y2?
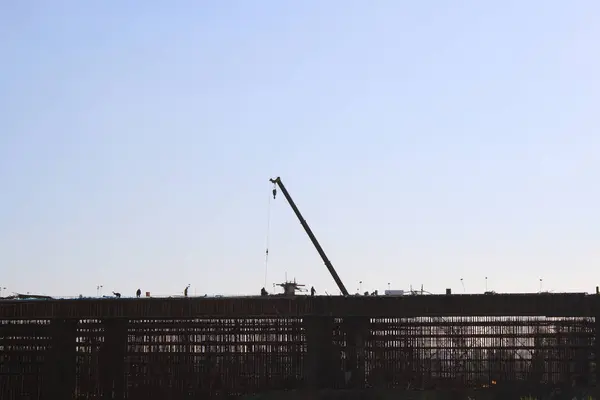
0;315;596;398
363;316;594;390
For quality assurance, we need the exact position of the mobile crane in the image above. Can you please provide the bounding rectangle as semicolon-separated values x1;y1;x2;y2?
269;177;350;296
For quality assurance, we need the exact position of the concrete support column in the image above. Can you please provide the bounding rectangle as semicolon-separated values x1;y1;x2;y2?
594;316;600;386
343;316;370;389
47;319;78;399
304;317;336;389
100;318;128;400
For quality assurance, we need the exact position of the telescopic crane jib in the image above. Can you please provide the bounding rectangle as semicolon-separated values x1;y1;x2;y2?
269;177;350;296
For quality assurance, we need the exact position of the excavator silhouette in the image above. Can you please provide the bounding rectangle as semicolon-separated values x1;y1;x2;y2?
275;279;307;296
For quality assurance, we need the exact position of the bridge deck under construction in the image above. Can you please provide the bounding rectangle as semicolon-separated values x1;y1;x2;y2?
1;293;599;399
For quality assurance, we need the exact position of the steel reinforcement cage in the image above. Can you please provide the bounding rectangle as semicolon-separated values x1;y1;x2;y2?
1;293;599;399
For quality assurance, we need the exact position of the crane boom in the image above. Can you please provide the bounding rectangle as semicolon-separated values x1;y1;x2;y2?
269;177;350;296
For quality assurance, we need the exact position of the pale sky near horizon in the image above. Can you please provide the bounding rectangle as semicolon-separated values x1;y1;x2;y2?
1;1;599;298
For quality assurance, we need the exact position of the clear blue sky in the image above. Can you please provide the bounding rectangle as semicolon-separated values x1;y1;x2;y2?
1;1;599;298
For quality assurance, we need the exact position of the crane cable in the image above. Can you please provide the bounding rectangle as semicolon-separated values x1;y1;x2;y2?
264;185;275;288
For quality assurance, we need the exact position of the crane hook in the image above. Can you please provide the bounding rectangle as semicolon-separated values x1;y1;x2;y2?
272;186;277;199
